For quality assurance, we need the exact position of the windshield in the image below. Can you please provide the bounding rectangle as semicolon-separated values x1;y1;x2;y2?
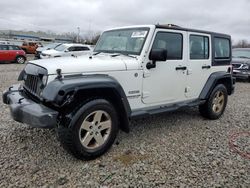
45;43;61;49
55;44;67;51
232;49;250;59
94;28;149;55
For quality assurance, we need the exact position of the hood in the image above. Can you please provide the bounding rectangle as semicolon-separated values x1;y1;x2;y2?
37;46;54;52
42;49;60;55
29;55;140;75
36;46;47;52
232;57;250;64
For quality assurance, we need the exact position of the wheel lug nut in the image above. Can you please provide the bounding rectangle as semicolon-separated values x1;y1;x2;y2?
98;126;101;129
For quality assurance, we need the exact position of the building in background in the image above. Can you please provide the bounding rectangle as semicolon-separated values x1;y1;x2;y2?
0;30;73;46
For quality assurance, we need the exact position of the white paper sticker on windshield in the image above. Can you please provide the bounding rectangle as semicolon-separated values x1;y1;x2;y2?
131;31;148;38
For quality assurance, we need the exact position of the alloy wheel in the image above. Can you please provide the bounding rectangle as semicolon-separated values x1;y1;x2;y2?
212;91;225;113
79;110;112;149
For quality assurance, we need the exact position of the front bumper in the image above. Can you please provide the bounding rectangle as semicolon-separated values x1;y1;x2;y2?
34;51;41;59
233;70;250;79
2;84;58;128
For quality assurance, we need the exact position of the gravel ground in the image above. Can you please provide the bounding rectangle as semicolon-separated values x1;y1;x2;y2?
0;57;249;187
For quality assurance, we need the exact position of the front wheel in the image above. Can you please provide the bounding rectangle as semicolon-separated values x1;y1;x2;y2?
16;56;25;64
199;84;228;120
57;99;119;160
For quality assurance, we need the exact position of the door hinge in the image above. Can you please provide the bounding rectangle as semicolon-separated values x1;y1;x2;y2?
185;87;191;93
143;71;151;78
142;91;150;99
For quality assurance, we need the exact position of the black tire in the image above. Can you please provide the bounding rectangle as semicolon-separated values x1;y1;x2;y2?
16;56;26;64
199;84;228;120
248;76;250;83
57;99;119;160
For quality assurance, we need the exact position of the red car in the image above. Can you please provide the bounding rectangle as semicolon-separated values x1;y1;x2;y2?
0;44;26;64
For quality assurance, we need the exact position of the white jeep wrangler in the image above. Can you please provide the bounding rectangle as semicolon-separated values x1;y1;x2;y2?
3;24;235;160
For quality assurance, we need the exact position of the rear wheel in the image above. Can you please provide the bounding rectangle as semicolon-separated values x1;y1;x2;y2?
57;99;119;160
199;84;228;120
16;56;25;64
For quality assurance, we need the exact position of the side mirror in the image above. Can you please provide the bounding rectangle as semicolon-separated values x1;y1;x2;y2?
64;49;69;52
147;49;167;69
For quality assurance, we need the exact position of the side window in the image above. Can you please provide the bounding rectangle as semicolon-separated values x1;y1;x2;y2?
8;46;14;50
214;38;230;59
68;47;75;52
9;46;20;50
81;47;90;51
0;45;8;50
152;32;183;60
75;47;89;51
190;35;209;59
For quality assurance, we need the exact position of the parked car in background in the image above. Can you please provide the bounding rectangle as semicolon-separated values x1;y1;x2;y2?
0;44;26;64
35;43;62;59
20;42;40;54
40;43;92;59
232;48;250;82
0;41;10;44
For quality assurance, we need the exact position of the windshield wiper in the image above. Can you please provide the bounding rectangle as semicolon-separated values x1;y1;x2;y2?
89;51;103;59
110;53;137;59
92;52;102;56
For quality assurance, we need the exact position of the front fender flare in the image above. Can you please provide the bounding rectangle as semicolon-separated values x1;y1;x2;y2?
42;74;131;132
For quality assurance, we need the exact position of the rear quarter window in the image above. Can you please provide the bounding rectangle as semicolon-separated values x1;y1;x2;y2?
0;45;8;50
212;36;231;66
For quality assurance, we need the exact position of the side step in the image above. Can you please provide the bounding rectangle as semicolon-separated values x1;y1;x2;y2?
131;99;205;120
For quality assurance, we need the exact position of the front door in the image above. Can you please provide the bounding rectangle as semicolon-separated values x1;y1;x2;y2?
142;29;188;105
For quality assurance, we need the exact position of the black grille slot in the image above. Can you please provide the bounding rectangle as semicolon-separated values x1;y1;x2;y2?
232;63;241;69
24;74;42;97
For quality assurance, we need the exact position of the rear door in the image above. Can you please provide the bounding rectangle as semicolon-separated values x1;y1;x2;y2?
186;32;212;99
0;45;11;61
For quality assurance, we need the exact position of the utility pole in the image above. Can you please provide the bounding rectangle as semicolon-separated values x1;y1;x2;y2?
77;27;80;43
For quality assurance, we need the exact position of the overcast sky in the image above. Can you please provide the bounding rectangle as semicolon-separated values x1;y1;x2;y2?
0;0;249;41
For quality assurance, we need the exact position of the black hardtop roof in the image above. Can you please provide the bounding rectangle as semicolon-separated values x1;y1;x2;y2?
155;24;231;38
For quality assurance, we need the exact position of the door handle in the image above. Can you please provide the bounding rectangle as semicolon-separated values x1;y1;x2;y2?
202;65;211;69
175;66;187;70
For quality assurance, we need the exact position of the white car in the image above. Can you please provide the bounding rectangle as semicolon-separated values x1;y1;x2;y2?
40;43;92;59
35;43;62;59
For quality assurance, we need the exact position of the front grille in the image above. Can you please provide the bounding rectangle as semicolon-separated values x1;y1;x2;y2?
24;74;42;97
